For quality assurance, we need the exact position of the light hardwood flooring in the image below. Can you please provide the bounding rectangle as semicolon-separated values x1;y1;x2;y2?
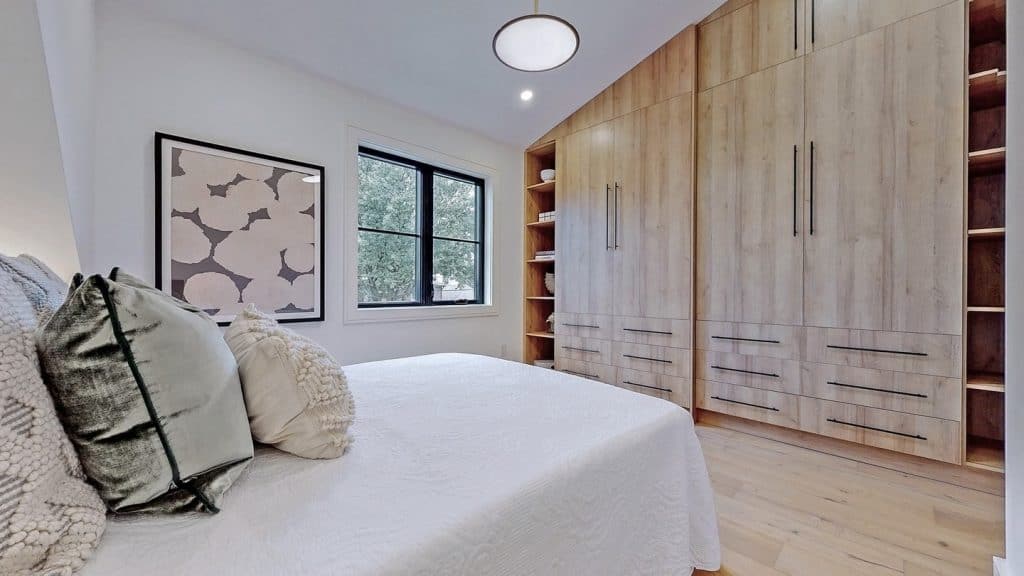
693;425;1005;576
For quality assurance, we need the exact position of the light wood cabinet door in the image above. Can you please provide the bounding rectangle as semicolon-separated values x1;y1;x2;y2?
807;0;954;52
698;0;806;91
697;57;804;325
803;4;964;334
614;97;692;320
557;124;616;315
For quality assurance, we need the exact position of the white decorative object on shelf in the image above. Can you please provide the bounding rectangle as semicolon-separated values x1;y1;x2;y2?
540;169;556;182
545;313;554;330
544;272;555;295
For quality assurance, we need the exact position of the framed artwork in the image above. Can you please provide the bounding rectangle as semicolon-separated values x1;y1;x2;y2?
155;133;324;324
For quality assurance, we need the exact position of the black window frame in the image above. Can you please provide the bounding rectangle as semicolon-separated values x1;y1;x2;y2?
357;146;486;308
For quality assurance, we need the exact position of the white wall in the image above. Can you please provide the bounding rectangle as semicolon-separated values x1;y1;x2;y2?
92;5;524;364
36;0;97;273
1003;0;1021;573
0;0;81;279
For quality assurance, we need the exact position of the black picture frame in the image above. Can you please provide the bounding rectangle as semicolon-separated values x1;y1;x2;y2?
155;132;325;324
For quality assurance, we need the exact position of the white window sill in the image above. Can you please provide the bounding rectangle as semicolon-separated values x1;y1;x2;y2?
343;303;498;325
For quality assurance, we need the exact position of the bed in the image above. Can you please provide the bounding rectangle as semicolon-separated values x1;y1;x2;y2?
81;353;720;575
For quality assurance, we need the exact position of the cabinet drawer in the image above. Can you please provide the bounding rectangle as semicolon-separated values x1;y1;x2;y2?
556;335;612;365
696;321;803;360
695;351;801;394
611;342;691;378
615;368;691;408
556;359;614;384
800;363;961;421
613;316;691;348
696;380;801;429
798;397;961;464
804;328;961;377
553;313;613;340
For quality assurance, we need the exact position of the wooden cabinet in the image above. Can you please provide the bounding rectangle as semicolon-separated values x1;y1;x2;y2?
807;0;953;51
697;57;805;325
803;3;964;334
698;0;806;91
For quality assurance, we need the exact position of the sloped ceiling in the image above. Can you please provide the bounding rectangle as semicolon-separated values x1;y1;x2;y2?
98;0;719;146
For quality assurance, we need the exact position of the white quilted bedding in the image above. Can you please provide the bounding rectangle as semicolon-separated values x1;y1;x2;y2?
81;353;720;575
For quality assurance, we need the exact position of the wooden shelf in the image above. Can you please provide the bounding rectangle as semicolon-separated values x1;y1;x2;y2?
967;306;1005;313
967;227;1006;238
965;436;1005;473
525;296;554;301
526;258;556;265
968;147;1006;172
967;371;1005;393
525;331;555;340
526;220;555;229
526;180;556;193
526;140;556;158
969;69;1006;108
970;0;1006;44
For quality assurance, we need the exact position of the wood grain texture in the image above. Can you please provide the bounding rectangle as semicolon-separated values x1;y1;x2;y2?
799;362;963;420
695;320;805;360
615;368;692;408
697;58;804;325
612;342;692;378
804;3;964;335
693;424;1004;576
804;327;962;378
612;316;691;348
698;0;806;91
696;380;802;428
807;0;955;51
697;350;802;394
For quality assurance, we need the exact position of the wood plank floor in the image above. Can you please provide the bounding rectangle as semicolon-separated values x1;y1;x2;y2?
693;425;1005;576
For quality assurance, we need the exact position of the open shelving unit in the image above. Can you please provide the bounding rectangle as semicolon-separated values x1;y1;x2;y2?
523;140;558;367
964;0;1006;473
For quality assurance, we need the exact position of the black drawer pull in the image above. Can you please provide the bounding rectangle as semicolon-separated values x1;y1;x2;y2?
711;365;780;378
562;346;601;354
623;354;673;364
826;418;927;441
711;396;779;412
623;381;672;393
563;323;600;329
623;328;673;335
827;344;927;357
711;335;781;344
827;381;928;399
562;369;599;379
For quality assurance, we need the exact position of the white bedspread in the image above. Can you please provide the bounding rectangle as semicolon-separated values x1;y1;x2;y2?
81;353;720;575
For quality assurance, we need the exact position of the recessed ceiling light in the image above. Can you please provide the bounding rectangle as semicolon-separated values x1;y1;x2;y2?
520;89;534;102
493;1;579;72
302;174;321;184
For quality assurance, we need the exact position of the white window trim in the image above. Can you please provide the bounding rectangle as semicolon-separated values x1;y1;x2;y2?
343;126;499;324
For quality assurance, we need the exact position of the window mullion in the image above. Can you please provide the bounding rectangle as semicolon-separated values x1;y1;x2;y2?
421;167;434;306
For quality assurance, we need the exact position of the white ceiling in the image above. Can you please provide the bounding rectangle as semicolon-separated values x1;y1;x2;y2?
100;0;720;146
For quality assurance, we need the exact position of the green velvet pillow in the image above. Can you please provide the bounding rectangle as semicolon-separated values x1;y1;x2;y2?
37;269;253;514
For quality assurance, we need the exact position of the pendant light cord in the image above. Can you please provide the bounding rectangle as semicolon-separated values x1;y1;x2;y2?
534;0;539;14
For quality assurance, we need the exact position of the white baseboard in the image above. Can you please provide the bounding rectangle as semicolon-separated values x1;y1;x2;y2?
994;557;1009;576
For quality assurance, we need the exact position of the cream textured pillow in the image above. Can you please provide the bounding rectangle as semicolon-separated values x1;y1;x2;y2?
225;305;354;459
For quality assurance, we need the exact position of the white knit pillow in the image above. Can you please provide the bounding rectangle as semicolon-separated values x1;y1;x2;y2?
225;305;354;459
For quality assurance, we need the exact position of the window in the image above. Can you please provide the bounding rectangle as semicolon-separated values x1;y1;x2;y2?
357;147;485;307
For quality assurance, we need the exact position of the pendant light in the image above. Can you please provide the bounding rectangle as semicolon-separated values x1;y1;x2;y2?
493;0;579;72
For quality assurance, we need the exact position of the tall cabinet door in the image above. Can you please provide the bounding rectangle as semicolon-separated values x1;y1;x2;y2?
807;0;953;52
696;57;805;325
585;121;616;315
556;129;589;314
804;3;963;334
614;96;692;320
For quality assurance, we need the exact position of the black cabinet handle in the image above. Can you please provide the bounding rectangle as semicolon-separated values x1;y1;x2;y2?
614;182;620;249
605;184;612;250
826;418;926;441
793;145;798;236
623;327;673;335
623;381;672;393
809;141;815;235
793;0;798;50
711;335;781;344
826;344;927;357
711;365;780;378
711;396;779;411
811;0;816;44
563;369;599;379
562;346;601;354
827;381;928;399
623;354;673;364
562;323;600;329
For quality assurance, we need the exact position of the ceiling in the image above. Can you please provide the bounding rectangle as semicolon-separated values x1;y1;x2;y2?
101;0;720;146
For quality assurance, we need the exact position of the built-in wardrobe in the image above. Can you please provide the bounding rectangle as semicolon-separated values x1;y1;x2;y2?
523;0;1007;474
